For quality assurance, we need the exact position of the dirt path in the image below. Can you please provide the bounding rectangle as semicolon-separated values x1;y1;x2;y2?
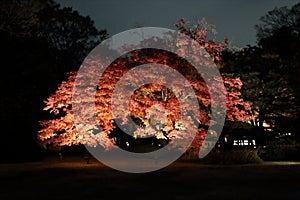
1;157;300;200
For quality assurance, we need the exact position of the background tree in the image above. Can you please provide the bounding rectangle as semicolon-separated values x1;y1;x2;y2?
37;1;108;68
0;0;107;162
222;2;300;138
256;3;300;104
255;3;300;41
0;0;45;37
222;47;297;131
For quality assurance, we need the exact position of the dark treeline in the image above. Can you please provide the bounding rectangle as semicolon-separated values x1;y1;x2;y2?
0;0;107;162
221;3;300;138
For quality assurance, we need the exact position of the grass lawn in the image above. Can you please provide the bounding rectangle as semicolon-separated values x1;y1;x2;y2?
1;155;300;200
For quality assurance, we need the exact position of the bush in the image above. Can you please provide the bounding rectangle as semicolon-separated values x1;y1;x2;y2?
200;149;263;164
257;146;285;161
258;145;300;161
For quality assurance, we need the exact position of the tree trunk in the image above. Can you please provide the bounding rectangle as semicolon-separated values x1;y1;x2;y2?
258;109;266;131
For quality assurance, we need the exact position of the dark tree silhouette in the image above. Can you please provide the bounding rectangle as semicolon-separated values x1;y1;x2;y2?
256;3;300;101
222;47;297;132
255;3;300;41
0;0;107;162
256;3;300;135
222;2;300;137
37;1;108;68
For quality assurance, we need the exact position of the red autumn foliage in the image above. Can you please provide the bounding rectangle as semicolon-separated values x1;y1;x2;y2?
38;20;253;153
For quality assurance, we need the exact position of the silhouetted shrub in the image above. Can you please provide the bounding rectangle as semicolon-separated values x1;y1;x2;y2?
201;149;263;164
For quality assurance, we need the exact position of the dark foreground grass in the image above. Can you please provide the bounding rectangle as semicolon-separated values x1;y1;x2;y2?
1;156;300;200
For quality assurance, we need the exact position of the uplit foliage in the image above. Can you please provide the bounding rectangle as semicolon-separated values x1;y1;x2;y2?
38;20;253;153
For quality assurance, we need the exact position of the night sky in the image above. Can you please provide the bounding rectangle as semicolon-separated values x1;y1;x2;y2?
56;0;299;47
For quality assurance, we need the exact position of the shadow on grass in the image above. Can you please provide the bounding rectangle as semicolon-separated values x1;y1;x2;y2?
1;155;300;200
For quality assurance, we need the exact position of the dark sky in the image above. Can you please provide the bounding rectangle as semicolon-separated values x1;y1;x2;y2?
56;0;299;47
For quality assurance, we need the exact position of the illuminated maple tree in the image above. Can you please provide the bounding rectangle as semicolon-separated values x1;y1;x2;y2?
38;20;253;155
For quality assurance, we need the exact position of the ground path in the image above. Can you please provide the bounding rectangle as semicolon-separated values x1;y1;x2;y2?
1;156;300;199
